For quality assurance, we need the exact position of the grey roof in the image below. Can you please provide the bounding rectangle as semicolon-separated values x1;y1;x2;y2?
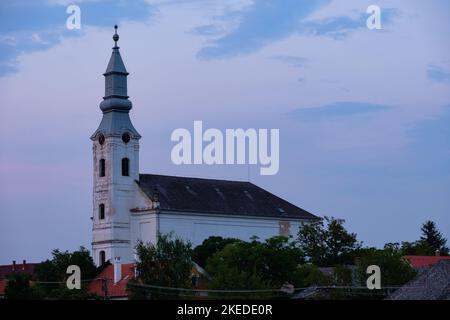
104;47;128;75
92;27;140;140
99;28;132;113
137;174;319;220
90;111;140;140
387;260;450;300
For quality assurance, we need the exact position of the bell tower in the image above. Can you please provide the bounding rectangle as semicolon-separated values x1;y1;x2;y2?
90;26;141;266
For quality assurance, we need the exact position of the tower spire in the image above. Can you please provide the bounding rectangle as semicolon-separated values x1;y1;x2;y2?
91;25;140;141
99;25;132;113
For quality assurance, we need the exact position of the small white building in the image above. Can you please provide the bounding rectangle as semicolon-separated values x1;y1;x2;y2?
90;27;319;266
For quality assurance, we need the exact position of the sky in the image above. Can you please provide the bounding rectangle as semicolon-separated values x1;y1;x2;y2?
0;0;449;264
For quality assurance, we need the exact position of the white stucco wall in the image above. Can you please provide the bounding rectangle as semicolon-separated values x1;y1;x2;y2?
92;135;140;266
157;212;304;247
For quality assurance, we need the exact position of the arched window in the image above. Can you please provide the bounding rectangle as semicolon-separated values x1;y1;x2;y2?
121;158;129;176
99;250;106;266
99;159;106;177
99;204;105;220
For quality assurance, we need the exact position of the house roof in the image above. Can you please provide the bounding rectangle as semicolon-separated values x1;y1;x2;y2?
137;174;319;220
0;262;38;280
87;263;134;298
0;280;6;297
387;260;450;300
403;255;450;268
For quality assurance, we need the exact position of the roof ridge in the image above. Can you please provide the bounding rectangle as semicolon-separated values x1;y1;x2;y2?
139;173;251;184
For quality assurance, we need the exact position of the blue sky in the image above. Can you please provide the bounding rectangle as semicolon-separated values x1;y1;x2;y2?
0;0;449;263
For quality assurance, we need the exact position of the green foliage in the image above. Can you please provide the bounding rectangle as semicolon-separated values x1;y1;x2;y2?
205;236;307;298
34;246;99;299
420;220;449;255
208;268;271;299
298;217;361;267
130;233;193;299
332;265;353;286
398;240;434;256
356;245;416;287
192;236;240;267
387;221;449;256
5;273;40;300
293;264;332;288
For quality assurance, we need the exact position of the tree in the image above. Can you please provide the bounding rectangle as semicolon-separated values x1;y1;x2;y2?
298;217;361;266
399;240;434;256
293;264;332;288
356;244;416;287
333;265;353;286
192;236;240;267
129;233;193;299
420;220;449;255
34;247;99;299
4;273;39;300
205;236;307;298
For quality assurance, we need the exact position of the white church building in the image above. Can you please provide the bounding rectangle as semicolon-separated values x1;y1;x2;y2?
90;27;319;266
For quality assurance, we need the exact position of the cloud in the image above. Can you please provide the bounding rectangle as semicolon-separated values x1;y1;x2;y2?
298;15;364;40
270;55;308;67
190;24;226;36
298;8;399;39
288;101;392;121
427;65;450;83
195;1;399;59
0;0;154;76
197;0;331;59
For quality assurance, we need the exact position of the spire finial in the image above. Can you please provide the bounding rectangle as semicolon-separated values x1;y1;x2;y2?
113;25;119;47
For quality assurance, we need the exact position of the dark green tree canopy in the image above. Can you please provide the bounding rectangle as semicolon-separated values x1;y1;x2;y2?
420;220;448;254
205;236;307;295
297;216;361;267
192;236;240;267
8;247;99;300
356;244;416;287
129;233;193;299
4;273;38;300
35;247;98;284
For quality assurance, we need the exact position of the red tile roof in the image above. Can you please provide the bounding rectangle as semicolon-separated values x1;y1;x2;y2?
0;262;38;280
0;280;6;296
87;263;134;299
403;255;450;268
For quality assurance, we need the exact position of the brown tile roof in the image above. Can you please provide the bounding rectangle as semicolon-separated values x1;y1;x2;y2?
87;263;134;298
0;262;38;280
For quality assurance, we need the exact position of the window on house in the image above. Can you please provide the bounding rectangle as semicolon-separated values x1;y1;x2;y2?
99;159;106;177
122;158;129;176
99;251;106;266
99;204;105;220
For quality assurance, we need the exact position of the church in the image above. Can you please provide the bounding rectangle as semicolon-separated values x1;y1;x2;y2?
90;27;319;266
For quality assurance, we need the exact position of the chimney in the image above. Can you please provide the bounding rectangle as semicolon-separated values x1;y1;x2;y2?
22;260;26;271
435;249;440;256
12;260;16;272
114;257;121;284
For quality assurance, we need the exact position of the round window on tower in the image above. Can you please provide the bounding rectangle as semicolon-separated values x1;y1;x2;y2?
122;132;131;144
98;134;105;145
